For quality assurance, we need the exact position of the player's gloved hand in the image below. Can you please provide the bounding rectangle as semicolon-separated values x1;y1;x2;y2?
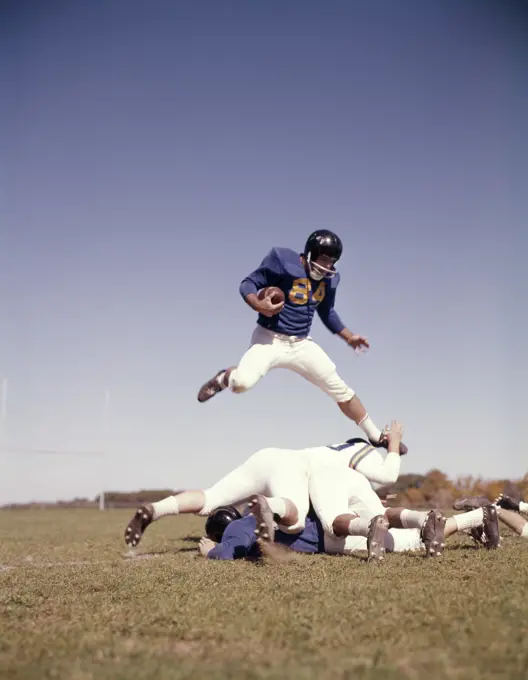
256;297;284;317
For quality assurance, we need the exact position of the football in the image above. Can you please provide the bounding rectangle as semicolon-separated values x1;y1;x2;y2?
257;286;285;305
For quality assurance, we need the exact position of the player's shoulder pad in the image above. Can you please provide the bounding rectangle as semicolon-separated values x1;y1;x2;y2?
270;246;299;264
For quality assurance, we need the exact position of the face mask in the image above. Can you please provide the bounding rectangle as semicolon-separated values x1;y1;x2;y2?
307;254;337;280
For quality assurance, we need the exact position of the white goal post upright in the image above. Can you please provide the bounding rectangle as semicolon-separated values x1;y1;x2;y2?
100;388;111;512
0;380;111;509
0;378;7;450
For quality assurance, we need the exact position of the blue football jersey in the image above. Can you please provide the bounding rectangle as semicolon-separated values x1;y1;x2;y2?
207;512;324;561
239;247;345;337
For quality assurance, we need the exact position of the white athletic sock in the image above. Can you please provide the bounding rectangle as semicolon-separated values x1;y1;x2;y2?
519;501;528;514
521;524;528;538
348;517;371;537
152;496;180;520
358;414;382;443
216;371;227;388
454;508;484;532
264;497;287;518
400;509;428;529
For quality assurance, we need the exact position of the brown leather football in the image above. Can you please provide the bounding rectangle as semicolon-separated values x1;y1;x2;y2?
257;287;285;305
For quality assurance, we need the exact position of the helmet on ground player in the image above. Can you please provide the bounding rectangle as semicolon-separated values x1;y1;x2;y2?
205;505;242;542
303;230;343;280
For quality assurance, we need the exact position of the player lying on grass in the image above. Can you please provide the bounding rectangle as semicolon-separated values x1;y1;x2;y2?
197;230;407;455
453;481;528;543
125;423;500;560
285;457;498;560
125;422;407;548
197;487;500;562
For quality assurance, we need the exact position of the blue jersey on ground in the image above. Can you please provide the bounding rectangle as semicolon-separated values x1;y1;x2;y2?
239;247;345;337
207;512;325;561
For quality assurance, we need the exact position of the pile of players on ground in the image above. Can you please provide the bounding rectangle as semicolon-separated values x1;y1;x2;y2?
124;423;528;563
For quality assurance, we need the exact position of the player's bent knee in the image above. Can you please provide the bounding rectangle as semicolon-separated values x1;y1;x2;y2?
322;373;355;403
313;512;337;537
278;518;305;534
229;370;261;394
199;489;223;516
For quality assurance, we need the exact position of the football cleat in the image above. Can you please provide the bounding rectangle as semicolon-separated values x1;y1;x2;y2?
197;369;227;403
452;496;490;512
482;504;500;549
494;494;520;513
494;481;523;512
420;509;447;558
468;525;486;546
367;514;390;563
248;495;275;544
125;504;154;547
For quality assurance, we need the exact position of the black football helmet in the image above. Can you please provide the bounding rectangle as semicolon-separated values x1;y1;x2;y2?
205;505;242;542
303;230;343;280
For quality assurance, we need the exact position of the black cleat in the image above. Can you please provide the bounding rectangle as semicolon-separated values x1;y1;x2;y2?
420;510;447;558
452;496;490;512
248;495;275;544
495;494;520;512
482;504;500;549
469;525;486;546
367;515;390;562
125;504;154;547
495;482;522;512
197;369;227;403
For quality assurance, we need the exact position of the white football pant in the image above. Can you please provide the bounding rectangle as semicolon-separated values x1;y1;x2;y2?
228;325;355;403
309;465;386;537
200;448;309;533
308;465;423;553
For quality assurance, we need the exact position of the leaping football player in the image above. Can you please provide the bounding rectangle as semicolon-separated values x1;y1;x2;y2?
197;230;407;454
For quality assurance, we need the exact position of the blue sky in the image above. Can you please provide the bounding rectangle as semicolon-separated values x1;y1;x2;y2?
1;0;526;503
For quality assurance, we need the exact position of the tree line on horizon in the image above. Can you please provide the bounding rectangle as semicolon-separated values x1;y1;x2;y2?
2;470;527;510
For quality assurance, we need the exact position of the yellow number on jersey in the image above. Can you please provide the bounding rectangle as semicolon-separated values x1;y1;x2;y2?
313;281;326;303
289;278;311;305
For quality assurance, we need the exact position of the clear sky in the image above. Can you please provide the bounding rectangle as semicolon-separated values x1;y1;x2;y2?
1;0;526;504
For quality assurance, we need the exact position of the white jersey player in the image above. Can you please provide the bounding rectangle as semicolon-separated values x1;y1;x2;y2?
124;422;408;550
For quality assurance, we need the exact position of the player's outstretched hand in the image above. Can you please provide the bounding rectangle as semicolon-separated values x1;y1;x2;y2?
385;420;404;448
347;334;370;352
257;297;284;317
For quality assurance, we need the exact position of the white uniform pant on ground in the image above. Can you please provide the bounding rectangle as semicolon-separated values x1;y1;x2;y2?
200;448;309;532
228;325;355;403
324;528;424;554
309;465;386;536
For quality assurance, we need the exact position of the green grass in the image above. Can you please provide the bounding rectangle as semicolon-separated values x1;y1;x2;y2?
1;509;527;680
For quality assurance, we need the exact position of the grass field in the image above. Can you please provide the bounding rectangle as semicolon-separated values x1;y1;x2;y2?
1;509;527;680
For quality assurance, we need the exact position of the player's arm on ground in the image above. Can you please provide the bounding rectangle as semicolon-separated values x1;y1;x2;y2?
239;248;285;316
317;277;369;350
